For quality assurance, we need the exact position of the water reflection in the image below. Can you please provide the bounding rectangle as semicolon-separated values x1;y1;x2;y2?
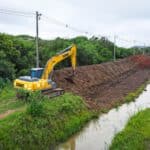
56;84;150;150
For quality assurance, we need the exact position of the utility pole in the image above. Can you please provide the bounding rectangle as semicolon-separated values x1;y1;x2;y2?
35;11;41;68
143;43;146;55
133;40;136;55
113;35;117;61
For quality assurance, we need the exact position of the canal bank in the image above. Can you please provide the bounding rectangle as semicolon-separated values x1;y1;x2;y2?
56;84;150;150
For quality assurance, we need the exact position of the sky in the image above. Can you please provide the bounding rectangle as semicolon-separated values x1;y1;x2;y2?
0;0;150;47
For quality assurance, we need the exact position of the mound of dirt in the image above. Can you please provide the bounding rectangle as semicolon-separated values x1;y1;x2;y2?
131;55;150;69
53;55;150;109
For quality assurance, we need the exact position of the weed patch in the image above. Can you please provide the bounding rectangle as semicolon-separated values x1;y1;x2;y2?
124;84;146;103
0;93;97;149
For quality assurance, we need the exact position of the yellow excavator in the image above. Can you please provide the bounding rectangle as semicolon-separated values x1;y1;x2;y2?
14;44;77;97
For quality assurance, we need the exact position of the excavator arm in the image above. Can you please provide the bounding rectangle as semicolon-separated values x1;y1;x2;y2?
14;44;77;98
41;44;77;80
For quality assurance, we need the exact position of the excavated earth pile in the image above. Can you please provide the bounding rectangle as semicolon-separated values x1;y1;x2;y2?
53;55;150;109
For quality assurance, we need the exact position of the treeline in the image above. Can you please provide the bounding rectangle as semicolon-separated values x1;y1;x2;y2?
0;33;149;81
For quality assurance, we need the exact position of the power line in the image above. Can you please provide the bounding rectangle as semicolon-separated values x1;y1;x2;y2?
0;8;149;47
0;11;33;18
0;9;139;44
0;9;34;18
42;14;99;37
117;37;132;43
42;15;67;27
0;8;34;15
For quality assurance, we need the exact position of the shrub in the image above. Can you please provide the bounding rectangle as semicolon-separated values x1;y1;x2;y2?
16;89;31;101
0;78;6;89
0;78;11;92
26;91;45;117
27;100;44;117
0;60;15;80
60;103;73;113
16;89;44;101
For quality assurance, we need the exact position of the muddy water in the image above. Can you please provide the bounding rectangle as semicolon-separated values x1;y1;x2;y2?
56;84;150;150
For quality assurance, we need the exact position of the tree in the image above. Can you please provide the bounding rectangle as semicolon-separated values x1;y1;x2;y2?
0;60;15;80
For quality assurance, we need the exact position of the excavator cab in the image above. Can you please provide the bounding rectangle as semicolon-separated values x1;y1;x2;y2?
14;45;77;97
30;68;44;79
18;68;44;82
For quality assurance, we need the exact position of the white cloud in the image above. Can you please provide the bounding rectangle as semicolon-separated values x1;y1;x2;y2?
0;0;150;47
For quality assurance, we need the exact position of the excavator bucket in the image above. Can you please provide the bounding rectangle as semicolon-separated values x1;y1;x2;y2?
14;45;77;99
64;71;75;83
65;76;74;83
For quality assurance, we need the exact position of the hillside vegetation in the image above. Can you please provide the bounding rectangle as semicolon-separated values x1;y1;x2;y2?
1;33;149;82
0;33;150;149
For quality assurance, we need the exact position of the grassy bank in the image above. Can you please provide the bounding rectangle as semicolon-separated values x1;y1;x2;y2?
0;90;97;150
0;86;25;114
110;108;150;150
124;83;147;103
0;81;148;149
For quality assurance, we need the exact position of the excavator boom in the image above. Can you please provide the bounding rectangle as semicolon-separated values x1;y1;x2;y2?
14;44;77;98
42;45;76;80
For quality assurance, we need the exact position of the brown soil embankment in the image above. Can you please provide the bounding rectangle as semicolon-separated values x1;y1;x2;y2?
53;55;150;109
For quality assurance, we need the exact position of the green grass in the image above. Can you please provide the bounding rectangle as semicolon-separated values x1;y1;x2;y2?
110;108;150;150
0;81;148;149
0;92;97;150
124;84;146;103
0;86;15;100
0;86;25;113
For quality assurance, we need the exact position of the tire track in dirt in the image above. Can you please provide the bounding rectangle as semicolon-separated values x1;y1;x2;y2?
0;107;26;120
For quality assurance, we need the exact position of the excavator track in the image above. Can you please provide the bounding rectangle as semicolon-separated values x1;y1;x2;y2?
41;88;65;98
14;45;76;98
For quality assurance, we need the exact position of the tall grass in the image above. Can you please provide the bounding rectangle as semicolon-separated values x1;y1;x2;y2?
0;84;25;114
0;92;97;149
110;108;150;150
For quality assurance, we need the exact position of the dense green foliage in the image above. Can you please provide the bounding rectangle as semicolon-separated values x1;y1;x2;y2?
26;92;44;117
110;108;150;150
0;78;11;91
1;33;149;81
0;32;149;149
0;91;97;149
